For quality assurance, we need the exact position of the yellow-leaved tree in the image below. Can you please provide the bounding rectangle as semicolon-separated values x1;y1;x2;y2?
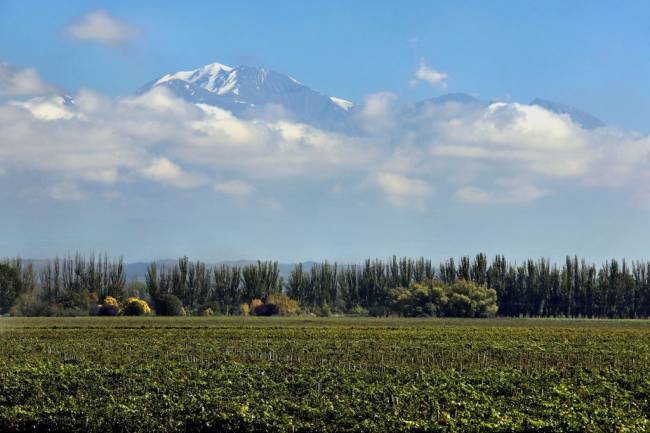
266;293;299;316
123;297;152;316
249;298;264;314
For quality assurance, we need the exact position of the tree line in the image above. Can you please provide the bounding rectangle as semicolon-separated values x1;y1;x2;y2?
1;253;650;318
0;254;126;316
286;255;650;317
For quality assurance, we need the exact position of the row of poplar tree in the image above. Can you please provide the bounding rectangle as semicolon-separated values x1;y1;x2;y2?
279;255;650;318
2;253;650;317
0;255;127;314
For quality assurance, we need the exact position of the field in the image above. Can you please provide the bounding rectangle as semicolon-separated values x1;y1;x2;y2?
1;317;649;432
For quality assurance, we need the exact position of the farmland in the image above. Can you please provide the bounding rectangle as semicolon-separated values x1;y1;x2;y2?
1;317;649;432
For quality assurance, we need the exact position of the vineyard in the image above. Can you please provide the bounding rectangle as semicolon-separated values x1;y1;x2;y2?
1;317;649;432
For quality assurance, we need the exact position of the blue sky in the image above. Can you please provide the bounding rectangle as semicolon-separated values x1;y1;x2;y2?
1;1;649;129
0;1;649;263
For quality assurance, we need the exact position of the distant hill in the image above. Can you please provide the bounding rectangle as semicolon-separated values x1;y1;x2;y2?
125;260;316;281
530;98;605;129
12;258;316;282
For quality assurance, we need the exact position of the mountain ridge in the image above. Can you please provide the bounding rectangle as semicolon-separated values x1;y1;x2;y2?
530;97;605;129
139;61;605;131
142;61;353;130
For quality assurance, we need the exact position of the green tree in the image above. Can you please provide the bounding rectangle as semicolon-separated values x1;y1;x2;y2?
0;263;22;313
444;280;498;318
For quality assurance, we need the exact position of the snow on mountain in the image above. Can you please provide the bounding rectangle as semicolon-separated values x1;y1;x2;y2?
153;62;234;92
143;61;352;130
330;96;354;111
140;62;606;132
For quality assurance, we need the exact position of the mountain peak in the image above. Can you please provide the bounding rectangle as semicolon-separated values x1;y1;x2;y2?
145;61;353;130
154;61;234;93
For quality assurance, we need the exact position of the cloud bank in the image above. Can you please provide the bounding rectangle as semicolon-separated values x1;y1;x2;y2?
1;62;650;211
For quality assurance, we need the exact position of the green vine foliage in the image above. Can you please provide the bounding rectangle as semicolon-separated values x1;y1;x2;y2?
0;317;649;432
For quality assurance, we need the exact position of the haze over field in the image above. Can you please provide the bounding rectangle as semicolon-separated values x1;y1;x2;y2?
0;1;649;263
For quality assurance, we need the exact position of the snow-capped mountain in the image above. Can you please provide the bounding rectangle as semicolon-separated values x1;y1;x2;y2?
140;61;605;132
142;61;354;130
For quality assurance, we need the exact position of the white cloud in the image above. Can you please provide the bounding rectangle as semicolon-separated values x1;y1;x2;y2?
358;92;398;120
140;157;202;188
184;104;378;179
410;60;448;89
373;172;433;207
140;157;181;180
429;102;593;178
10;96;76;120
66;10;140;47
355;92;399;134
214;180;255;196
48;183;86;201
0;63;55;96
0;85;377;201
454;180;548;204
